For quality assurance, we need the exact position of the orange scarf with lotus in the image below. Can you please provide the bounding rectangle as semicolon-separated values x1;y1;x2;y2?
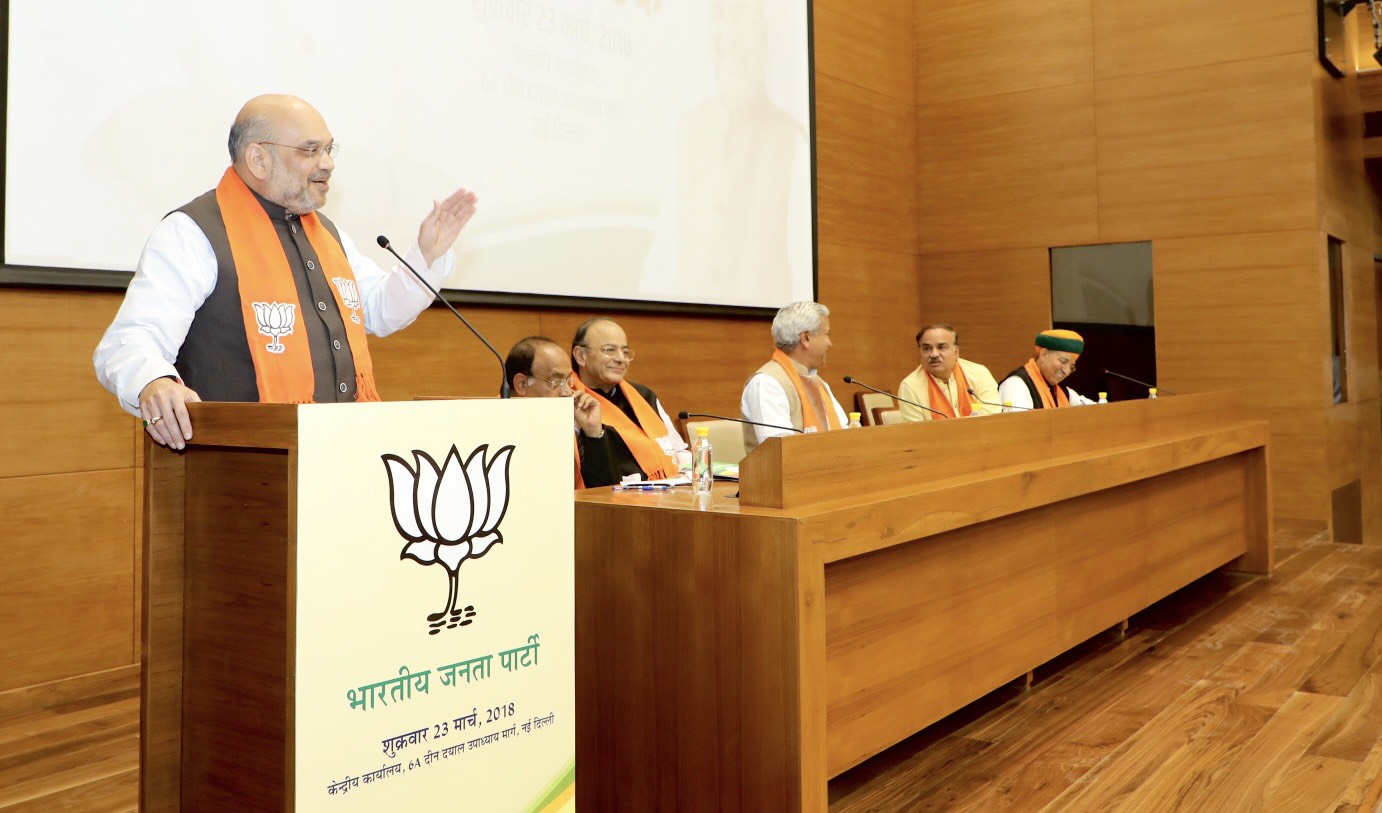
216;168;379;403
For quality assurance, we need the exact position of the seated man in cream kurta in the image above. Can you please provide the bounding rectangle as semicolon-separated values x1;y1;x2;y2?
896;323;1001;421
740;301;849;453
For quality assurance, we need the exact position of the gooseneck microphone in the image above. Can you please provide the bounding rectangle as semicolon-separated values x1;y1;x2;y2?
677;411;804;435
1103;369;1174;396
966;387;1031;411
377;235;510;398
842;375;947;419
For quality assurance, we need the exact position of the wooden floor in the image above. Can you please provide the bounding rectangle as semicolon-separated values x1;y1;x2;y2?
831;532;1382;812
1;532;1379;812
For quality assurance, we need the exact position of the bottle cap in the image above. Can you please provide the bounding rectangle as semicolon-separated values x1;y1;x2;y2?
1148;387;1158;397
1098;392;1107;400
695;426;710;437
848;412;860;421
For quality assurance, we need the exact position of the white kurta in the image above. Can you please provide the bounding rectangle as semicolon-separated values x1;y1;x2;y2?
94;211;454;415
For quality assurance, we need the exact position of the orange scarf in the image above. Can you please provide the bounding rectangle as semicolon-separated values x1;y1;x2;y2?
924;363;972;419
1024;358;1069;409
216;168;379;403
771;349;842;432
571;378;677;479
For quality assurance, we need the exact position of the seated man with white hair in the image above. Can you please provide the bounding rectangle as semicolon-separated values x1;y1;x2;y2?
740;301;849;454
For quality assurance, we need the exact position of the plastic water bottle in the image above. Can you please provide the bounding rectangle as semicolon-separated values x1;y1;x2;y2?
846;412;862;428
1148;387;1158;399
1098;392;1108;404
691;426;713;494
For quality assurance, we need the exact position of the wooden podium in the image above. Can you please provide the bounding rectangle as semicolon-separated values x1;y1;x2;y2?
574;391;1271;811
141;400;575;813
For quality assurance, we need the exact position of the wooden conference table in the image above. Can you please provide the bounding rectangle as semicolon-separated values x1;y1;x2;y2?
574;391;1271;811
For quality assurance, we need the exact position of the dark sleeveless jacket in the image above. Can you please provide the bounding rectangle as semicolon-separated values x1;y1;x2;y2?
1002;364;1068;409
175;189;359;403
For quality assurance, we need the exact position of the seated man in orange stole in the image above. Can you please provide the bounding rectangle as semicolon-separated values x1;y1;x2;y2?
896;323;1002;421
504;336;620;489
998;329;1096;409
740;301;848;453
569;318;688;482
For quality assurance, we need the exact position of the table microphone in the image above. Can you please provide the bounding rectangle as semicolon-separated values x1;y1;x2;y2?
377;235;510;398
842;375;947;419
966;387;1032;411
1103;369;1175;396
677;411;804;434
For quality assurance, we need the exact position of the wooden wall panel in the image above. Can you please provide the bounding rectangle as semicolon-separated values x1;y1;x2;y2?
1153;230;1325;392
815;75;918;253
0;290;134;478
918;83;1099;254
1341;238;1381;404
909;248;1052;375
1095;54;1317;242
813;0;915;103
816;242;921;395
368;306;541;399
1316;65;1371;247
914;0;1093;105
1092;0;1313;80
1153;229;1330;521
0;469;136;692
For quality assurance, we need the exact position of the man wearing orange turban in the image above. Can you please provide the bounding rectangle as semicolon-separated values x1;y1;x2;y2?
997;329;1096;409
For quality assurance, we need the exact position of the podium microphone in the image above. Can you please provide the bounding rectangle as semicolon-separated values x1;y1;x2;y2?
1103;369;1174;396
377;235;510;398
678;411;804;435
966;387;1031;411
842;375;947;419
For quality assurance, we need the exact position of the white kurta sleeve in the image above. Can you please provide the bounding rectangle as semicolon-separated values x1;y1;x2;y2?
1067;387;1096;406
996;375;1036;411
655;399;689;453
93;213;217;415
347;230;456;338
741;373;796;445
965;362;1003;416
896;375;931;422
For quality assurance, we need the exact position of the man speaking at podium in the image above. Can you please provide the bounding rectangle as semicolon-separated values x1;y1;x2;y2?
740;301;848;453
94;94;479;451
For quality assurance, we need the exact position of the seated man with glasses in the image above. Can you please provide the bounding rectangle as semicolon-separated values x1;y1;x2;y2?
741;301;849;453
997;329;1096;409
570;318;688;482
95;93;479;452
504;336;621;489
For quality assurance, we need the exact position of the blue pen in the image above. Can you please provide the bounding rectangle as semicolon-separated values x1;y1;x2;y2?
614;483;672;491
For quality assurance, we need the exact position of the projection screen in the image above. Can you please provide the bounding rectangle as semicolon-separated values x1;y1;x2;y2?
3;0;815;311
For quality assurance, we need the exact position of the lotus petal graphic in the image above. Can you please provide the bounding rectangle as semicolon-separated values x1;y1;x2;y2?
331;277;362;324
252;301;297;354
382;444;514;633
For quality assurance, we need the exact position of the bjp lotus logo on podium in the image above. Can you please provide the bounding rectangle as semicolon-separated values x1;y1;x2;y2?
251;301;296;354
330;276;362;324
382;445;515;635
